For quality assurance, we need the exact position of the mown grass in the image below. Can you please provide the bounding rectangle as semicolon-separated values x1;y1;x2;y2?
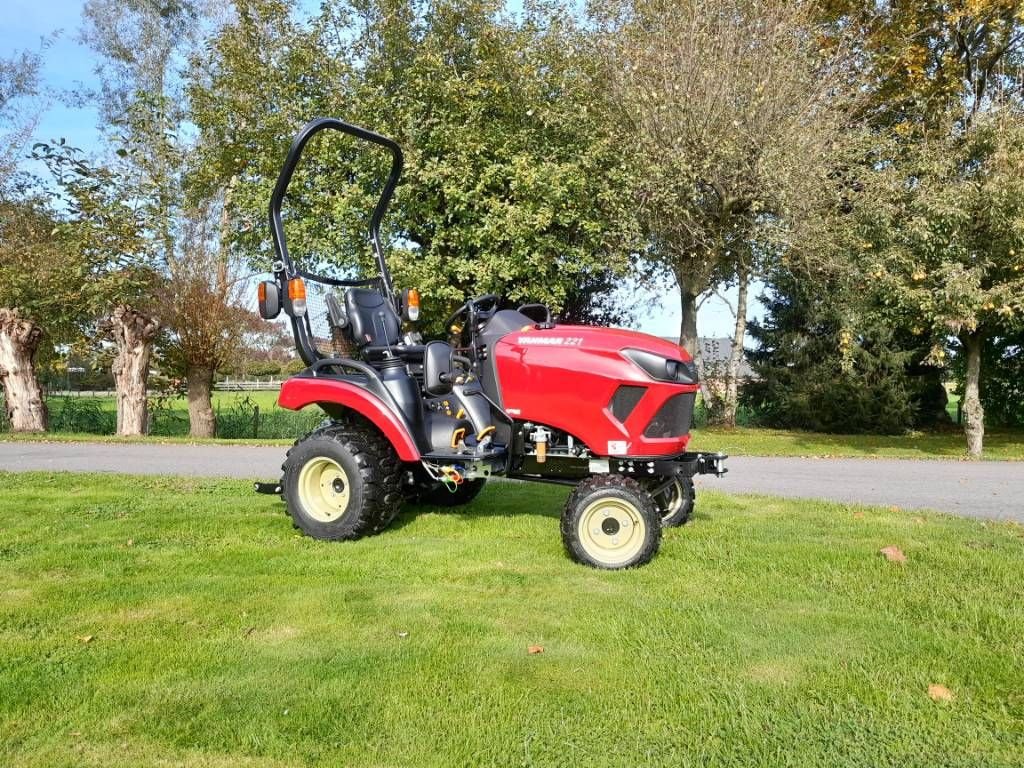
696;425;1024;461
1;472;1022;767
4;420;1023;461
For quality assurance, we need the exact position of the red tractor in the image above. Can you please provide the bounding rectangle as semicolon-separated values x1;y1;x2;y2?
256;118;726;569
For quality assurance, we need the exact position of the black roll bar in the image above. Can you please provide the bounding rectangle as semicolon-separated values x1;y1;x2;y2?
268;117;404;302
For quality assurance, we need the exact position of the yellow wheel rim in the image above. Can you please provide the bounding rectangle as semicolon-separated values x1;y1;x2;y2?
577;497;646;567
297;457;351;523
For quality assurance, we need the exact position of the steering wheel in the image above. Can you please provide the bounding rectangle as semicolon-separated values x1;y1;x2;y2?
444;294;501;330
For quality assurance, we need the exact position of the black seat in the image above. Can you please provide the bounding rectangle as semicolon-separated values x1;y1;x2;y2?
342;287;426;365
344;288;402;348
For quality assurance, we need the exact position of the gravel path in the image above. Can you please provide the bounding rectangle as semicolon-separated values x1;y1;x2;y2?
1;441;1022;523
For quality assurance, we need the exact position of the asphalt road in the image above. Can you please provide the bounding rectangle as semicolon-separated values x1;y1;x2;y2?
1;441;1021;523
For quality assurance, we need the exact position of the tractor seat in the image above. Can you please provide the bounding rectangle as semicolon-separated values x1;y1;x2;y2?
345;288;401;347
344;287;425;364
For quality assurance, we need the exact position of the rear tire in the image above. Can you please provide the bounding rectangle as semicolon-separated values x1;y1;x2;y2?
561;475;661;569
652;476;695;527
415;478;487;507
282;420;403;540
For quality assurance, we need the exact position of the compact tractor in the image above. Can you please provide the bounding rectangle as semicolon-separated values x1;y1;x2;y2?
256;118;727;569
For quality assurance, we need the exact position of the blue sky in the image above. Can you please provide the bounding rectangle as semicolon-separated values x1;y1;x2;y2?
2;0;762;341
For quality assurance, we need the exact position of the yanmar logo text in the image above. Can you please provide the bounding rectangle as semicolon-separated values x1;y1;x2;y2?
515;336;584;346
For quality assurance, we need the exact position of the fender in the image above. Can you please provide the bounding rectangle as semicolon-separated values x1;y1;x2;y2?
278;377;421;462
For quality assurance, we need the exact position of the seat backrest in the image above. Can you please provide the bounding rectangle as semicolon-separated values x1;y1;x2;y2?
344;288;401;348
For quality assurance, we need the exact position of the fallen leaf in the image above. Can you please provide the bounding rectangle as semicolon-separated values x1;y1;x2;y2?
77;635;94;644
928;684;954;702
912;517;925;525
527;645;544;654
889;505;900;513
397;631;409;639
243;626;256;637
852;511;865;520
126;538;134;547
879;546;907;563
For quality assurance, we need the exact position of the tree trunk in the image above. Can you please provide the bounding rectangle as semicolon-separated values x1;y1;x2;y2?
0;309;47;432
961;330;985;459
186;365;216;438
678;284;701;359
712;266;750;428
109;305;160;436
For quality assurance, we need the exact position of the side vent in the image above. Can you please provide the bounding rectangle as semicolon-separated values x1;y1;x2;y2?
609;385;646;423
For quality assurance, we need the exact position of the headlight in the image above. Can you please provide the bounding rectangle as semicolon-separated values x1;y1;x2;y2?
623;349;698;385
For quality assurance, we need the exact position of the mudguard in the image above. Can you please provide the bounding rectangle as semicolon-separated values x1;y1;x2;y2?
278;377;421;461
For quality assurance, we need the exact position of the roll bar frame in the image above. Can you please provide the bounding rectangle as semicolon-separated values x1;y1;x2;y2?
268;117;404;303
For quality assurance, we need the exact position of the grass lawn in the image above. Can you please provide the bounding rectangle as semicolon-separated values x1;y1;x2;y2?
1;473;1022;767
695;425;1024;461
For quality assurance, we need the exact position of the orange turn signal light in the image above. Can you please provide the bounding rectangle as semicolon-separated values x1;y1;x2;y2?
287;277;306;301
287;277;307;316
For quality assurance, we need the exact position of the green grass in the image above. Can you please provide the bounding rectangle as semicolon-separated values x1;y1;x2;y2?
694;425;1024;460
2;473;1022;767
0;430;293;446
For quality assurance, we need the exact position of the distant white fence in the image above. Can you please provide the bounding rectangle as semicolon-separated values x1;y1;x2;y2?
215;377;285;391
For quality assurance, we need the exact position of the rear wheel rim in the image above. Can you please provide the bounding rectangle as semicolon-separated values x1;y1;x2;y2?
577;498;646;566
297;457;351;522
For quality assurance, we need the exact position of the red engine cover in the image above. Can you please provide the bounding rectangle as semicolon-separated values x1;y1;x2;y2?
493;325;699;458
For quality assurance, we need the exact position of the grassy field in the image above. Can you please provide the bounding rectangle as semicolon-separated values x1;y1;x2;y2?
695;425;1024;461
1;473;1022;767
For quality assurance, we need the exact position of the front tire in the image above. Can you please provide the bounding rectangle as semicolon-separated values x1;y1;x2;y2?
282;421;402;540
652;476;695;528
561;475;661;569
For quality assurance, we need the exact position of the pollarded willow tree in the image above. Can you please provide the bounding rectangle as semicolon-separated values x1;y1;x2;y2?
0;49;61;431
187;0;642;332
595;0;853;426
72;0;205;434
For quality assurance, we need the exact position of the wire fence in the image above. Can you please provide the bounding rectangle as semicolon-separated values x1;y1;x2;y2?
0;393;322;440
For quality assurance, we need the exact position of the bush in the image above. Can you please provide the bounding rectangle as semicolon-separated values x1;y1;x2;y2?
242;360;283;377
282;358;306;375
742;274;948;435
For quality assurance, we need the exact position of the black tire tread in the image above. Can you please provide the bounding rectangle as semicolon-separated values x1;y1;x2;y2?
561;474;661;569
282;415;403;539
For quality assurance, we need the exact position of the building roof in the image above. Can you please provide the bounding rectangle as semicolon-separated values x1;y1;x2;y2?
659;336;757;380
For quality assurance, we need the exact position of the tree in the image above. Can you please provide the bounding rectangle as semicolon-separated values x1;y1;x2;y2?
35;141;158;435
853;107;1024;456
159;204;258;438
595;0;852;426
75;0;203;434
187;0;641;332
818;3;1024;456
0;50;55;431
743;268;948;434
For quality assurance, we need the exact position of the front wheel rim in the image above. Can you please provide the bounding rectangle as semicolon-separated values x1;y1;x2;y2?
297;457;351;522
659;479;685;520
577;498;646;566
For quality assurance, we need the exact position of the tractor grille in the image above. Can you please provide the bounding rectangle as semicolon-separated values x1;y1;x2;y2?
643;392;696;438
609;385;646;423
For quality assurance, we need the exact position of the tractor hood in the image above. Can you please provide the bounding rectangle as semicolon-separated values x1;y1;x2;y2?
505;323;699;387
491;322;700;457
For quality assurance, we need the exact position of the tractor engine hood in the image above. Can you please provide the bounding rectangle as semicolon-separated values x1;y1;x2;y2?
491;323;700;458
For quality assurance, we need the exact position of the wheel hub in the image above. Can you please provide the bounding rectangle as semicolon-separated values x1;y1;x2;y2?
578;497;645;566
297;456;352;523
